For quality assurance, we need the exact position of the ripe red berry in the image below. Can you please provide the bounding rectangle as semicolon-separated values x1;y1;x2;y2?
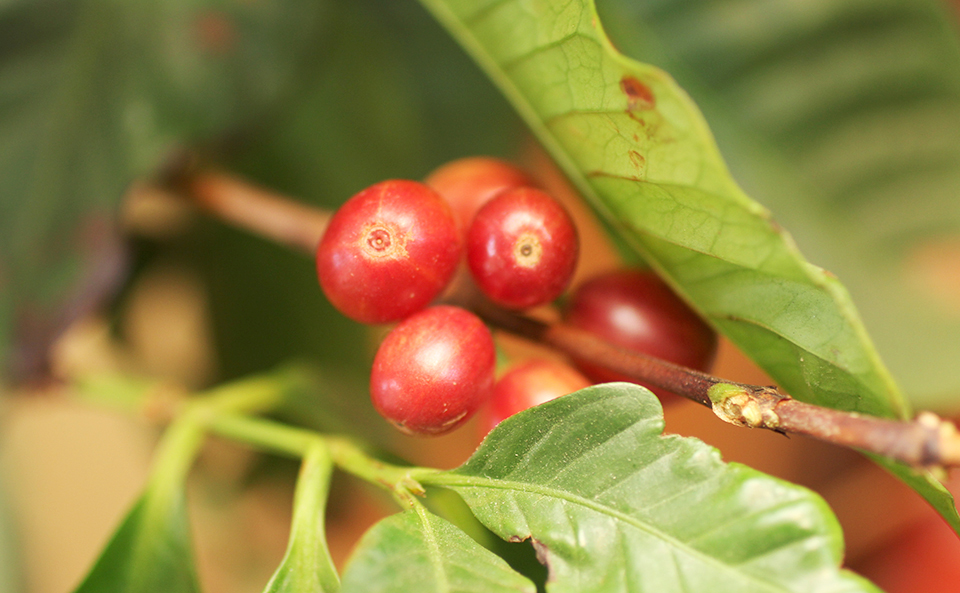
425;157;533;231
479;359;592;438
370;306;496;436
316;180;461;324
467;187;579;309
562;269;718;387
855;514;960;592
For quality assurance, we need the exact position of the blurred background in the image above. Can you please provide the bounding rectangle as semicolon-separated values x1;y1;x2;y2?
2;0;960;591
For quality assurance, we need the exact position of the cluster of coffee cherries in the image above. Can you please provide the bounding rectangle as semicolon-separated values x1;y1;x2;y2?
316;157;717;437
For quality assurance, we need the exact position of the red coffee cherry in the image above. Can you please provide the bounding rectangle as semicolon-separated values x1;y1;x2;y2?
316;180;461;324
425;156;533;232
370;306;496;436
478;359;592;438
467;187;579;309
562;269;718;386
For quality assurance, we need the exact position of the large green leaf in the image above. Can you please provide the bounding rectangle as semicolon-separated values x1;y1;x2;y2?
418;0;904;418
600;0;960;414
263;443;339;593
430;384;879;593
341;506;535;593
416;0;959;531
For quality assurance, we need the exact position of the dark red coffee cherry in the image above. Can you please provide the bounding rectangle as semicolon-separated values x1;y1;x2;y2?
467;187;578;309
478;359;592;438
562;269;718;387
316;180;461;324
425;156;533;232
370;306;496;436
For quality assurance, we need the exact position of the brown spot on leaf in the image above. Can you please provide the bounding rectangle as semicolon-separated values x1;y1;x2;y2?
620;76;655;111
628;150;645;172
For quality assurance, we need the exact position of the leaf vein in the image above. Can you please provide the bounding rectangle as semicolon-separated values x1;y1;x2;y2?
436;474;798;592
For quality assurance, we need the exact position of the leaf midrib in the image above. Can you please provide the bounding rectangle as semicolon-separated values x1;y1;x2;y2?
428;473;799;593
414;505;451;593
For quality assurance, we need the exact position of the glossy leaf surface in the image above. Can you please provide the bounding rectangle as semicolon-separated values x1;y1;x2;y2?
420;0;904;418
340;506;535;593
437;384;880;593
418;0;959;532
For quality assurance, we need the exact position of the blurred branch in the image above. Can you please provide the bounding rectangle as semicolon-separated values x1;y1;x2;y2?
162;162;330;253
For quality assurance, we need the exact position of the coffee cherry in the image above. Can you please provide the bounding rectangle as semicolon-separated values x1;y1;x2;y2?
562;269;717;386
855;514;960;592
425;157;533;231
370;306;495;436
467;187;578;309
316;180;461;324
479;359;592;438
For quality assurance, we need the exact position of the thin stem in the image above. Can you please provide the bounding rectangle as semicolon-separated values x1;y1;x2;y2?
470;299;721;407
478;303;960;467
145;410;207;496
326;436;434;495
134;366;326;504
135;368;315;522
167;168;330;253
206;412;319;459
165;169;960;470
199;369;303;415
203;411;344;591
128;368;318;557
776;402;960;467
204;412;434;494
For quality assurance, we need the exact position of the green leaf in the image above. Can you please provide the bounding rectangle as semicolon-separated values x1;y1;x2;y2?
601;0;960;414
417;0;960;531
73;411;207;593
72;491;199;593
418;0;905;418
341;505;535;593
263;442;340;593
431;384;879;593
868;454;960;539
